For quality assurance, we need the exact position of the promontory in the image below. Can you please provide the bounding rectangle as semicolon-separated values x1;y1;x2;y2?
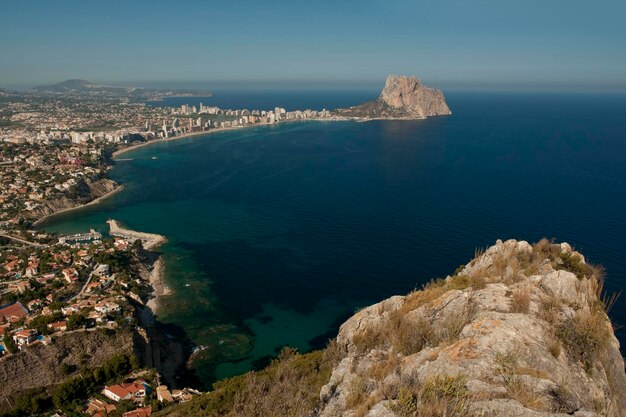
335;75;452;119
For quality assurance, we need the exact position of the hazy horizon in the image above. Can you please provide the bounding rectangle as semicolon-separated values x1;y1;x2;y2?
1;0;625;93
4;78;626;95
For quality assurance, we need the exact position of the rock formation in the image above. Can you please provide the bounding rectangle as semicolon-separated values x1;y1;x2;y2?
334;75;451;119
316;239;626;417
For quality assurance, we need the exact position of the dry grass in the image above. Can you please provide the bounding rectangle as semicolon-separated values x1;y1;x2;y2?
517;367;550;380
539;294;561;325
506;376;548;411
510;286;531;313
546;336;562;359
390;374;472;417
352;393;381;417
387;309;435;355
556;307;611;373
532;238;561;260
495;350;550;411
353;326;386;355
346;377;368;409
402;281;448;314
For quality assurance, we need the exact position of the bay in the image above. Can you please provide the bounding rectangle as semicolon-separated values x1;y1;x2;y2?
38;91;626;387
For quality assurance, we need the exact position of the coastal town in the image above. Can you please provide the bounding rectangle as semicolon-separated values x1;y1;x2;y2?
0;84;340;417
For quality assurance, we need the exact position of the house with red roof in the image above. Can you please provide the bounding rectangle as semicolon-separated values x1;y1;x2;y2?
103;385;132;402
47;320;67;332
13;329;37;348
103;382;149;403
122;407;152;417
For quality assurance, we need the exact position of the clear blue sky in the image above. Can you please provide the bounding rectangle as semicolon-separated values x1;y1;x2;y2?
1;0;625;91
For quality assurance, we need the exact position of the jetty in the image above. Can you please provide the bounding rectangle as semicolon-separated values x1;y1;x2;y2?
107;219;166;250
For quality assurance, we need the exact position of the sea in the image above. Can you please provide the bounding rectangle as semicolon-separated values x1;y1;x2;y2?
38;90;626;388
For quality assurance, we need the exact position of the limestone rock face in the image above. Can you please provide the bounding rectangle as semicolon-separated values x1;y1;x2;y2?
379;75;452;117
314;239;626;417
333;75;451;119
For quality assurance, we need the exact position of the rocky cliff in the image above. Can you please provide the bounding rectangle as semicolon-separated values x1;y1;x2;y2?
335;75;451;119
317;239;626;417
29;177;119;222
0;329;140;402
158;239;626;417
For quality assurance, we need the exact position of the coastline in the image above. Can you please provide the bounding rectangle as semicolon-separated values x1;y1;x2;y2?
146;257;171;314
111;117;352;159
112;125;254;158
32;183;125;227
107;219;167;250
107;219;169;314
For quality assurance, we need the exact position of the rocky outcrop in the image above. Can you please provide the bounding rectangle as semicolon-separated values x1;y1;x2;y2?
315;240;626;417
29;177;120;222
0;329;140;401
334;75;451;119
379;75;451;117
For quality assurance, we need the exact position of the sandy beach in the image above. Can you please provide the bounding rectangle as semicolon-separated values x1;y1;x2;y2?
111;117;349;159
146;257;172;313
112;125;251;158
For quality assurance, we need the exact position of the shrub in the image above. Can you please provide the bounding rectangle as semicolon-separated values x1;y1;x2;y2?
389;386;418;416
557;253;592;280
419;374;470;417
353;326;386;355
387;309;434;355
168;346;340;417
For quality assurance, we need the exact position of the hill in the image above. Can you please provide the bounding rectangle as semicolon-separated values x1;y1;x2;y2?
30;79;211;101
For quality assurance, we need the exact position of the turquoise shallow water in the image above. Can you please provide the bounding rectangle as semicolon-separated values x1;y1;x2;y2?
38;92;626;387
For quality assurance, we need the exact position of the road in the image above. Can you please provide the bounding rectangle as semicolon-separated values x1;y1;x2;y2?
0;232;46;248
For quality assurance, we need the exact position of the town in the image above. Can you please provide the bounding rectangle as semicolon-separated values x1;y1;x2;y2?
0;88;340;416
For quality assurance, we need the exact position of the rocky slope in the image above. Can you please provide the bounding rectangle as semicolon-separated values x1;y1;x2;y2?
317;239;626;417
29;177;119;222
0;329;140;401
335;75;451;119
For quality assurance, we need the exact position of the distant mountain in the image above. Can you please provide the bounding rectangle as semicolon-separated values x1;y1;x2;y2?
32;79;99;93
30;79;211;101
334;75;451;119
0;88;18;97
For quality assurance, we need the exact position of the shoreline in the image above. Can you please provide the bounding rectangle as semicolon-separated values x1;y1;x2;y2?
146;257;172;314
112;124;256;158
32;184;125;227
108;219;169;313
111;117;352;159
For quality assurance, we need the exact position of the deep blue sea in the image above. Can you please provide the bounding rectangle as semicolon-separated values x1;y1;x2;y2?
40;91;626;387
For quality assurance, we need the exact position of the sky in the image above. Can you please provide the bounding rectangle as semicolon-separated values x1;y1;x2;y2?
1;0;625;91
